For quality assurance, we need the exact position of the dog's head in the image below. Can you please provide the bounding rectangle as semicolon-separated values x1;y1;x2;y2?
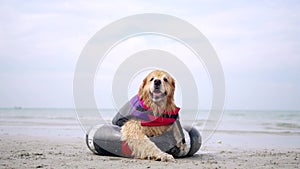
138;70;175;104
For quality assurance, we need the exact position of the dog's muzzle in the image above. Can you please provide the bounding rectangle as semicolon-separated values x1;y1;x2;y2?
151;79;167;100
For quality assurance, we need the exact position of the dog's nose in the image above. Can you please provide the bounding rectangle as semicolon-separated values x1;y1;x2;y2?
154;79;161;87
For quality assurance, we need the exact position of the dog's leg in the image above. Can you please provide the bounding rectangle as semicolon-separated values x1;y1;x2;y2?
121;120;175;162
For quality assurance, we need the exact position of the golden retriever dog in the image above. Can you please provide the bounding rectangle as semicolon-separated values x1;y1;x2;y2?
120;70;184;161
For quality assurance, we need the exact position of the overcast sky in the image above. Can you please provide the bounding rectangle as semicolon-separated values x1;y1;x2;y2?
0;0;299;110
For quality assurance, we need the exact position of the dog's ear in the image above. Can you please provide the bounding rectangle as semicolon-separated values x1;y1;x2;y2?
171;78;175;88
169;78;176;99
138;77;147;98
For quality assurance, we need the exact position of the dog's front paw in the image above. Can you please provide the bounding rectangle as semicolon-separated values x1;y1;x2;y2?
154;152;175;162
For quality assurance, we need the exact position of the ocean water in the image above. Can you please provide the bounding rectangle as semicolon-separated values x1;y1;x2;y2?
0;108;299;148
0;108;81;138
209;110;300;148
218;110;300;134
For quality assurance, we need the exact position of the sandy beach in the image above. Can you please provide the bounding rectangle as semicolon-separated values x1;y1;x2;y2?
0;109;300;168
1;130;299;168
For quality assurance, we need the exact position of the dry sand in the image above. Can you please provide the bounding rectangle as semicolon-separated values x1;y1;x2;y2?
0;133;299;169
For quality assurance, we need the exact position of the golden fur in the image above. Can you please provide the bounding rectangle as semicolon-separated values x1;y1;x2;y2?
121;70;180;161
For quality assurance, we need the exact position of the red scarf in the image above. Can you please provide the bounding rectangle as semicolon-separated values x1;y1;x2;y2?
135;95;180;126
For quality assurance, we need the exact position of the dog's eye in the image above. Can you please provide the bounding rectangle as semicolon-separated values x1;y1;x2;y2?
163;77;168;82
150;78;154;82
